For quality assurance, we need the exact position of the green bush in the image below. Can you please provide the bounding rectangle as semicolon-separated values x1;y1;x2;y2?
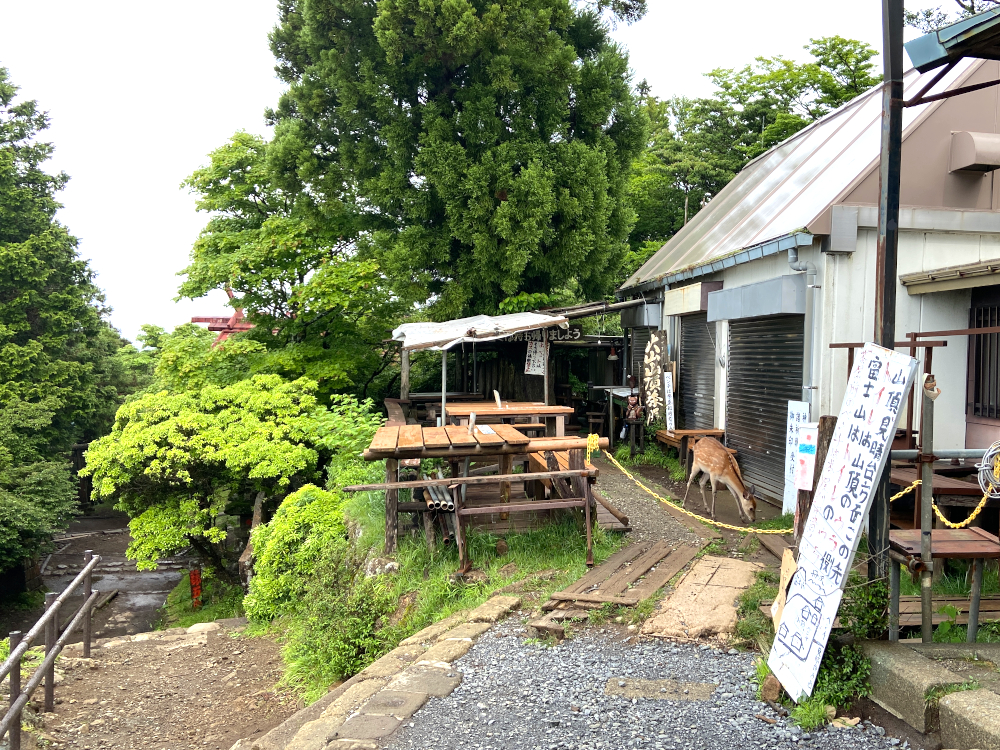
244;484;348;621
159;569;245;629
612;442;685;481
791;644;871;730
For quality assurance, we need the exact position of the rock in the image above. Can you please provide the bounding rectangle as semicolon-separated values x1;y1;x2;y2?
186;622;221;634
365;557;400;577
760;674;782;703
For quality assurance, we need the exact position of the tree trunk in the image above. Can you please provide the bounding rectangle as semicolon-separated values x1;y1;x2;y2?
238;491;266;587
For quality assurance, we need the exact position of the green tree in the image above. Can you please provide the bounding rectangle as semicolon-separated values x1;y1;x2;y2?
906;1;999;32
180;133;404;399
80;375;383;579
264;0;648;319
0;68;144;571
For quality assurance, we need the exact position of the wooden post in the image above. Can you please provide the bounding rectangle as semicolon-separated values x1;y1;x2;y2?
423;511;436;552
384;459;399;555
794;415;837;548
543;328;550;406
82;550;93;658
401;349;410;400
9;630;21;750
43;592;57;712
499;454;513;520
568;449;593;566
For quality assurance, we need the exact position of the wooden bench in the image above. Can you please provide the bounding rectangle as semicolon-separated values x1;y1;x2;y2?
654;428;727;471
385;399;408;425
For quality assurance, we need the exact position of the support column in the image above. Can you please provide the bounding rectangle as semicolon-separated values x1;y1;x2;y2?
384;459;399;555
401;349;410;400
920;375;935;643
543;328;550;406
870;0;904;583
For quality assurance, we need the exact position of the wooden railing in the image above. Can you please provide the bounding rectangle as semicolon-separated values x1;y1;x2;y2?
0;552;100;749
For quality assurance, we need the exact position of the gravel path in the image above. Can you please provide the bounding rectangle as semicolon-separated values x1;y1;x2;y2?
592;455;702;547
384;618;918;750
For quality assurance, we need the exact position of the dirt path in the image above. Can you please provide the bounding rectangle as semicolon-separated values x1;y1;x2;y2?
33;623;297;750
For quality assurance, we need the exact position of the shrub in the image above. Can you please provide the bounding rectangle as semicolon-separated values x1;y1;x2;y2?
244;484;348;621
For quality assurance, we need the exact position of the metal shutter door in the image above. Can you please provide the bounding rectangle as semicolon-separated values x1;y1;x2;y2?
727;315;804;502
630;327;651;380
679;313;716;429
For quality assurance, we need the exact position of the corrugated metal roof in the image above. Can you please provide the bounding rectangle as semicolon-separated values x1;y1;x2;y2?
620;59;980;292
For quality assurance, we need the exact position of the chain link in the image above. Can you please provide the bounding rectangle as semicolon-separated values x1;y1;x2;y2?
602;449;794;535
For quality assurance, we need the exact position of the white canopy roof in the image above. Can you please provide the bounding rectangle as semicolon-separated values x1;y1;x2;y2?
392;312;569;351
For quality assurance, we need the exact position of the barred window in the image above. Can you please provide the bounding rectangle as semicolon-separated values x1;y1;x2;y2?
969;286;1000;419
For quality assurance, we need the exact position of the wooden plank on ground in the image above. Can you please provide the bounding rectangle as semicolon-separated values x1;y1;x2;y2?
626;544;699;601
491;423;531;446
473;425;506;447
757;533;791;561
370;426;399;452
397;424;424;451
445;425;478;447
421;426;451;449
596;541;673;596
563;543;652;594
549;591;640;606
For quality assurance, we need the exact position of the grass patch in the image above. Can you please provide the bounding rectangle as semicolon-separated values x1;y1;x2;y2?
734;570;778;651
612;443;685;481
900;561;1000;598
751;513;794;531
926;680;980;703
157;570;245;629
0;590;45;612
274;484;623;703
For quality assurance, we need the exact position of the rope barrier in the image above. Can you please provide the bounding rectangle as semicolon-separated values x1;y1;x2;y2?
602;448;794;535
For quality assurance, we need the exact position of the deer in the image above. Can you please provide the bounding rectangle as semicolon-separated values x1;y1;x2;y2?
681;437;757;524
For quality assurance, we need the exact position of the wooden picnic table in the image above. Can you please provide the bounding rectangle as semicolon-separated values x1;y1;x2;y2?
889;527;1000;642
890;467;981;496
444;402;574;437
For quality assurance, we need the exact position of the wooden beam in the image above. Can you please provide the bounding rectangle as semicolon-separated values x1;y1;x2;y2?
364;436;609;460
910;326;1000;338
456;499;586;516
342;468;598;492
829;341;947;349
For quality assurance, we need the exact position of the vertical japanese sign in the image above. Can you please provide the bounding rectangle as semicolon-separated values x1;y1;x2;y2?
795;423;819;491
663;372;676;431
524;340;547;376
783;401;811;514
768;343;917;701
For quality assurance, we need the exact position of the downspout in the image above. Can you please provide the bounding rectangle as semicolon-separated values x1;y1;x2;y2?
788;247;818;419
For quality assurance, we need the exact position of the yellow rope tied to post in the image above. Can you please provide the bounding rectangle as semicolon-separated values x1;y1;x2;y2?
602;448;794;535
889;480;921;502
586;433;601;463
887;450;1000;529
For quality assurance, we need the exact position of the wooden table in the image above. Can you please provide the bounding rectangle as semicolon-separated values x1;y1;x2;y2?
889;528;1000;642
444;402;574;437
890;467;981;495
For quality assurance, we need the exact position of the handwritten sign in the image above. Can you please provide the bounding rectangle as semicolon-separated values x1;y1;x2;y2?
783;401;811;513
524;340;548;376
508;326;582;342
795;423;819;491
768;343;917;702
664;372;676;431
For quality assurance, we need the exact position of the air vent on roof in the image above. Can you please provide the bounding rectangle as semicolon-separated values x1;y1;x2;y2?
950;131;1000;173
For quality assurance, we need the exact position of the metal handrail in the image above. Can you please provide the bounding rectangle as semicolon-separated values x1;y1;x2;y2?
2;552;101;748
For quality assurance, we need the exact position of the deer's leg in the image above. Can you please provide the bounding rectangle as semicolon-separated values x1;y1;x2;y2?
726;479;748;523
682;466;699;508
708;476;719;520
699;473;711;515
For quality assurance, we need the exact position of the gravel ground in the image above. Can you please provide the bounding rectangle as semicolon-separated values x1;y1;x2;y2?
591;455;702;547
384;618;919;750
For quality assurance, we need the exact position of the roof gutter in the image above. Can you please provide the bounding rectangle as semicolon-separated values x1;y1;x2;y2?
617;232;814;298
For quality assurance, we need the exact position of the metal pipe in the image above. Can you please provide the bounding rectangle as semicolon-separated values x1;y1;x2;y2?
43;593;56;712
82;550;92;659
889;562;900;642
422;488;435;509
920;376;935;643
0;553;101;682
7;631;21;750
968;557;984;643
788;246;817;419
890;449;984;460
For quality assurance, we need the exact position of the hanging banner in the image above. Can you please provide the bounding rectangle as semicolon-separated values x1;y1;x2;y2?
663;372;676;431
768;343;917;702
524;340;548;376
782;401;811;514
795;423;820;491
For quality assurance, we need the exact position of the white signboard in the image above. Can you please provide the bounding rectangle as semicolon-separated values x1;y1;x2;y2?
794;423;819;491
663;372;676;431
782;401;811;514
768;344;917;702
524;340;547;376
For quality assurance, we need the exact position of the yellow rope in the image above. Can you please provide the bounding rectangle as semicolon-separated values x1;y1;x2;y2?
890;480;921;502
602;448;794;535
888;449;1000;529
586;433;601;463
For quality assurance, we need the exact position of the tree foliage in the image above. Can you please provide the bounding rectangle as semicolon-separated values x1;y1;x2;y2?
906;1;999;31
0;68;147;570
624;37;879;273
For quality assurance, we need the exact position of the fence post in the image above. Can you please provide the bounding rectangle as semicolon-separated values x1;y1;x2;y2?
82;550;93;658
8;630;21;750
43;592;57;712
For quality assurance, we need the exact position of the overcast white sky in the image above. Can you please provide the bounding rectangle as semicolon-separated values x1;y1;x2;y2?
0;1;904;341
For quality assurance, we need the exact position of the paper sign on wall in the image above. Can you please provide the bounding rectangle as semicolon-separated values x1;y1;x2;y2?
783;401;811;514
524;340;548;376
795;423;819;491
767;343;917;702
663;372;676;431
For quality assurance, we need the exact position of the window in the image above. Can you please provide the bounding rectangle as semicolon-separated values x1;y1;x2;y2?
969;286;1000;419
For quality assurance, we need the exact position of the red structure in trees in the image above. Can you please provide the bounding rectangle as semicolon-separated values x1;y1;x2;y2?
191;289;254;345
